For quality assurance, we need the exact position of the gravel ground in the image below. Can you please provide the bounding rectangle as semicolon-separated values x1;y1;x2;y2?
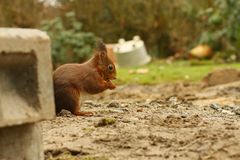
42;81;240;160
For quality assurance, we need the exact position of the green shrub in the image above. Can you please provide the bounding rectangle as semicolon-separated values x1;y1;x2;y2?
58;0;171;57
57;0;213;57
0;0;214;58
197;0;240;61
41;12;97;65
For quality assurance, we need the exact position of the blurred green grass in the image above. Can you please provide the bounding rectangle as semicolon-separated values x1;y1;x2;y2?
114;60;240;85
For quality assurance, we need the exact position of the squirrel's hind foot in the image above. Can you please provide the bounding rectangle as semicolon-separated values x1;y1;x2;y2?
74;111;94;116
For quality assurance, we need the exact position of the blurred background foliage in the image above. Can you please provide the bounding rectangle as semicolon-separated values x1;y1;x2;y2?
41;12;96;65
197;0;240;61
0;0;239;65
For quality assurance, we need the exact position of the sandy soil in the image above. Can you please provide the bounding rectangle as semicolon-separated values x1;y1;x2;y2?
42;81;240;160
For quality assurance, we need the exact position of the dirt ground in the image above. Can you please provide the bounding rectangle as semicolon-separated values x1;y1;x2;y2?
42;80;240;160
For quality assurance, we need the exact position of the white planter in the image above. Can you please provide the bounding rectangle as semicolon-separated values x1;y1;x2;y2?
113;36;151;67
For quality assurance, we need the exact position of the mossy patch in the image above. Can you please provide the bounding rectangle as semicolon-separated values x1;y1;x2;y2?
95;117;116;127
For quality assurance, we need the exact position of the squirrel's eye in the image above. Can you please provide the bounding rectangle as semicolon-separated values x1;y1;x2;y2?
108;64;113;71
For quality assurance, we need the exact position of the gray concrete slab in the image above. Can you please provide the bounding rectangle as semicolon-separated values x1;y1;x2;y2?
0;123;43;160
0;28;55;127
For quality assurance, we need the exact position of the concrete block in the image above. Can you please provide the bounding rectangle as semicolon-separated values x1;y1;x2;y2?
0;28;55;127
0;123;43;160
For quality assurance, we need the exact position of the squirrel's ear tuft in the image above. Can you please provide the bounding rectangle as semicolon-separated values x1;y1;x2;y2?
95;39;107;60
96;39;107;52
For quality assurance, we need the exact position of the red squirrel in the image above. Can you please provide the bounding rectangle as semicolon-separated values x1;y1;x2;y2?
53;41;116;116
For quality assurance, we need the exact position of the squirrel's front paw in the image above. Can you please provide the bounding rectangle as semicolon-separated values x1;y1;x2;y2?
109;84;116;90
106;81;116;90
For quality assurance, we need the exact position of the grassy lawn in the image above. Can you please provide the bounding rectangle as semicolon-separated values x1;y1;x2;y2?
114;60;240;85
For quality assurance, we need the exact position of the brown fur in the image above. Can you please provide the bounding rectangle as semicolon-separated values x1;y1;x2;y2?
53;41;116;116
